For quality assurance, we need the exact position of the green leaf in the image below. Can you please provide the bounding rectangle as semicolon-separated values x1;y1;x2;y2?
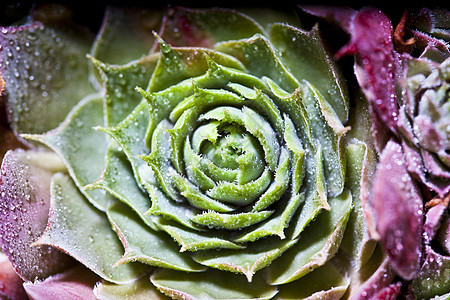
268;189;353;284
149;42;246;93
170;170;236;213
270;23;349;123
290;146;329;239
235;192;305;243
1;19;96;134
33;173;147;284
301;81;347;198
251;146;291;212
151;268;278;300
340;142;376;269
200;106;280;171
283;114;305;195
160;7;265;48
193;237;297;282
215;34;300;93
107;201;205;272
276;261;349;299
90;7;161;65
90;54;158;126
155;218;244;252
146;183;199;230
94;276;169;300
191;211;273;230
85;141;157;230
99;100;154;189
22;94;113;210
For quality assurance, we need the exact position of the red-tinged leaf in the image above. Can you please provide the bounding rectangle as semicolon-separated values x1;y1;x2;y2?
349;256;397;300
303;6;402;151
23;265;100;300
341;8;399;137
403;140;450;198
0;254;27;300
373;140;423;280
0;150;74;281
424;203;447;244
412;30;450;61
299;5;357;33
438;214;450;254
372;282;402;300
159;7;263;48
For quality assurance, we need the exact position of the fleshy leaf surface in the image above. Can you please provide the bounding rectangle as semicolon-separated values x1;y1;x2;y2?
0;150;74;281
23;94;113;210
91;6;161;66
94;276;169;300
0;12;96;134
0;253;27;300
276;261;349;299
33;173;147;284
151;268;278;300
193;237;297;282
90;54;158;127
160;7;264;48
373;140;423;280
23;265;100;300
268;189;353;284
269;23;349;123
107;201;205;272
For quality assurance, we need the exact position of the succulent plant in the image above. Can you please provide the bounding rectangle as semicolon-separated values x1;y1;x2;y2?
0;3;421;300
303;5;450;299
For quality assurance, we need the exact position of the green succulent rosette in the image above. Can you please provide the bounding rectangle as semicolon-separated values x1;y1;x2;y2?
0;5;379;299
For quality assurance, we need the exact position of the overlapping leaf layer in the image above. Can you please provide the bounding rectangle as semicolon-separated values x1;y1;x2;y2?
0;6;377;299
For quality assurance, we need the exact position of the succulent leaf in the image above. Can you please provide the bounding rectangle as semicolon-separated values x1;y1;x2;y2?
151;268;278;300
0;5;382;300
33;173;148;283
0;150;73;281
0;14;96;135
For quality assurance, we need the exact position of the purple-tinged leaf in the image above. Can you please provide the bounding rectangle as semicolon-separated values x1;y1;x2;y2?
423;203;447;244
23;265;100;300
412;30;450;62
0;253;27;300
349;256;397;300
402;140;450;198
413;114;445;153
337;8;399;138
299;6;356;33
438;213;450;254
421;149;450;181
373;140;423;280
0;150;74;281
303;6;400;149
371;282;402;300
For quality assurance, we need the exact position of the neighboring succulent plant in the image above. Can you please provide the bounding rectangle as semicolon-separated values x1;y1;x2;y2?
303;5;450;299
1;3;429;300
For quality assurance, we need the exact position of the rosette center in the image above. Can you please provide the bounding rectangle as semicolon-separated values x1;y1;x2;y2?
183;105;278;206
